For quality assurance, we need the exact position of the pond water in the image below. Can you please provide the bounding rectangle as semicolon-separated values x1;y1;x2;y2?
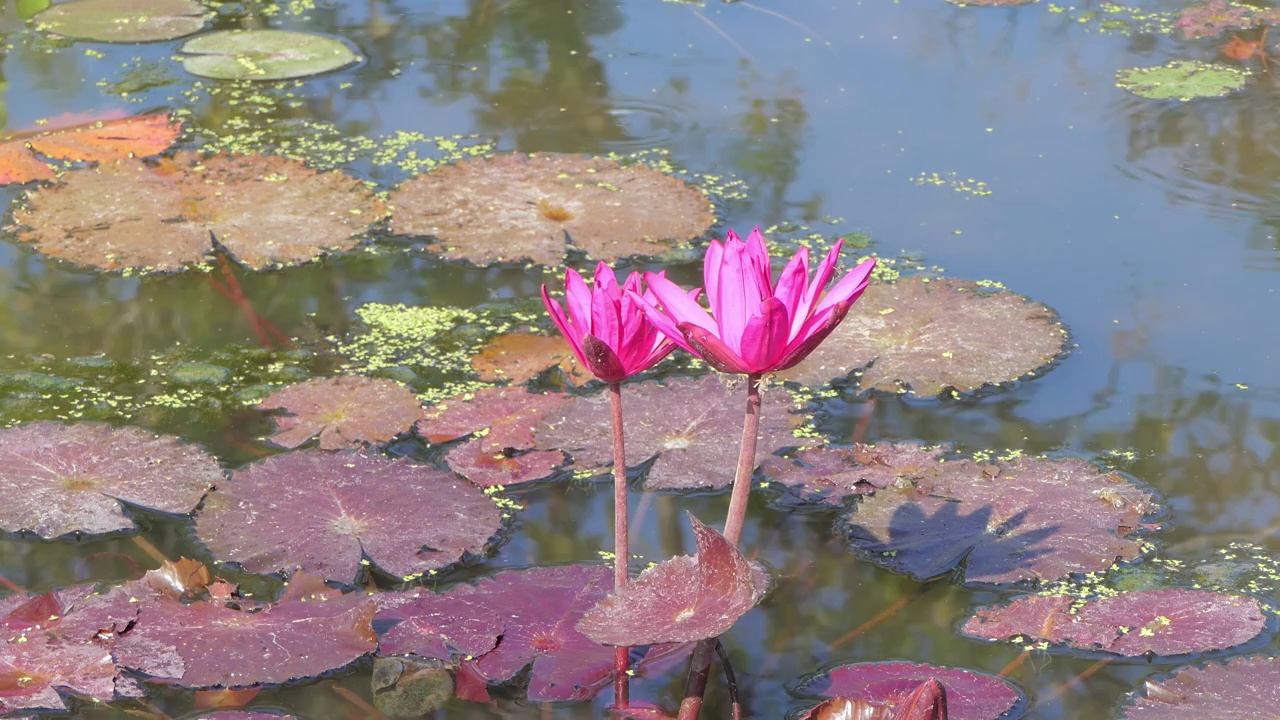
1;0;1279;718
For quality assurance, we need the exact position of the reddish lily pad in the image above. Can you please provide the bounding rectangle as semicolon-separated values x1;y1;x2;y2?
115;571;376;687
196;451;502;583
962;589;1265;657
533;375;805;490
0;422;220;537
761;443;950;505
257;376;421;450
578;514;768;645
794;662;1022;720
779;277;1067;397
1123;655;1280;719
443;442;567;487
1176;1;1280;39
471;331;592;386
799;680;949;720
13;152;386;272
843;450;1160;584
387;153;715;266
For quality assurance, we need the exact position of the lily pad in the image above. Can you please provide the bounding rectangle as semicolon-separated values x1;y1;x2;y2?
33;0;205;43
0;422;220;538
13;152;386;272
578;513;768;645
842;448;1161;584
0;113;181;185
947;0;1036;5
799;680;949;720
443;442;567;487
257;376;421;450
1116;61;1250;101
779;277;1067;396
534;375;805;490
387;152;715;266
794;662;1023;720
1175;0;1276;38
962;589;1265;657
178;30;360;81
761;443;950;505
1123;655;1280;719
115;571;376;688
196;450;502;583
471;331;592;386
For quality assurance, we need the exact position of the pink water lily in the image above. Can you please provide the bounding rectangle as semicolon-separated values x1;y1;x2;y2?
541;262;686;383
638;227;875;375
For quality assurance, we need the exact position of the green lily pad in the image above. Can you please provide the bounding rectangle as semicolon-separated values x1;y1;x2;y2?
178;29;361;82
1116;61;1250;101
33;0;204;43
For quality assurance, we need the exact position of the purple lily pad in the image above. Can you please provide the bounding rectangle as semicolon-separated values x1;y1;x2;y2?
375;584;504;662
578;513;768;645
778;277;1067;397
443;442;567;487
1176;0;1280;39
0;422;221;537
257;376;422;450
196;450;502;583
416;386;571;450
533;375;805;490
794;662;1023;720
115;571;377;688
962;589;1265;657
1123;655;1280;719
761;443;950;505
843;452;1160;584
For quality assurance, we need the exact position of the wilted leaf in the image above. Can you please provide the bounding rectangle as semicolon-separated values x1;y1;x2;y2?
114;570;376;687
1123;655;1280;718
779;277;1067;397
534;375;804;490
388;153;715;266
0;113;180;185
0;422;220;537
371;656;453;717
577;513;768;645
842;450;1160;584
962;589;1265;656
179;30;360;81
761;443;950;505
13;152;386;272
795;662;1022;720
196;451;502;583
1115;61;1250;101
257;376;421;450
144;557;213;600
33;0;204;42
471;332;591;386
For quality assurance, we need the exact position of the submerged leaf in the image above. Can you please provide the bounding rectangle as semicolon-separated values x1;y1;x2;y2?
1123;655;1280;718
196;451;502;583
33;0;204;42
779;277;1067;397
795;662;1022;720
471;331;591;386
388;153;715;266
0;422;220;537
257;376;421;450
179;30;360;81
0;113;181;185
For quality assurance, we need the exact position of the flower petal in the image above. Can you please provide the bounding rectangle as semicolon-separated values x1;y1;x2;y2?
591;281;621;351
541;284;588;367
581;333;627;382
795;239;845;326
679;322;751;374
772;247;810;338
738;296;791;372
813;258;875;316
565;268;593;335
745;226;773;292
632;287;696;355
774;301;853;371
715;239;753;355
644;272;716;334
703;239;724;315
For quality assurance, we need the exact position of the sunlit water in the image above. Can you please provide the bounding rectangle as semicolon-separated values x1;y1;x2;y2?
1;0;1279;718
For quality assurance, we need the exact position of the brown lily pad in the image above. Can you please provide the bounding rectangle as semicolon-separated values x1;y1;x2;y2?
196;450;502;583
471;331;592;386
779;277;1067;397
13;152;386;272
257;375;422;450
533;375;805;490
387;152;715;266
0;422;220;538
761;443;950;505
1123;655;1280;719
842;447;1161;584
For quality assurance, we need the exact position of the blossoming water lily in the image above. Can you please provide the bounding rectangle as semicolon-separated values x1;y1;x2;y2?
639;227;875;375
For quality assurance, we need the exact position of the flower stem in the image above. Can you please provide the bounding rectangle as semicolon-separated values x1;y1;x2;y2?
608;381;630;709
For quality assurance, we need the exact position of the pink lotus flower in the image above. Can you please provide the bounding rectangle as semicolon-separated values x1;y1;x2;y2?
541;262;685;383
639;227;875;375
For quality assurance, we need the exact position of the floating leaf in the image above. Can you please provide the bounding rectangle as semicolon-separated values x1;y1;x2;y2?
1176;1;1280;39
780;277;1067;396
534;375;804;490
761;443;950;505
13;152;386;272
178;30;360;81
578;513;768;645
196;451;502;583
794;662;1022;720
946;0;1036;5
1123;655;1280;718
257;376;421;450
375;585;505;663
387;153;715;266
0;422;220;537
962;589;1265;657
33;0;204;42
1115;61;1250;101
0;113;180;185
842;449;1160;584
115;571;376;687
443;442;567;487
471;331;591;386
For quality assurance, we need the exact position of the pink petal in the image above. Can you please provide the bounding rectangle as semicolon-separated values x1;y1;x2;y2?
794;239;845;332
774;302;851;371
714;240;752;355
679;323;751;374
813;258;875;316
644;272;716;335
581;333;627;382
593;262;620;296
772;248;810;338
631;287;696;356
744;226;773;291
565;269;593;335
591;284;621;351
619;272;645;332
738;296;791;372
702;240;724;314
541;284;589;367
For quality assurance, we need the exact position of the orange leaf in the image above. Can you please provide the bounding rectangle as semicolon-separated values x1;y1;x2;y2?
0;113;181;185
